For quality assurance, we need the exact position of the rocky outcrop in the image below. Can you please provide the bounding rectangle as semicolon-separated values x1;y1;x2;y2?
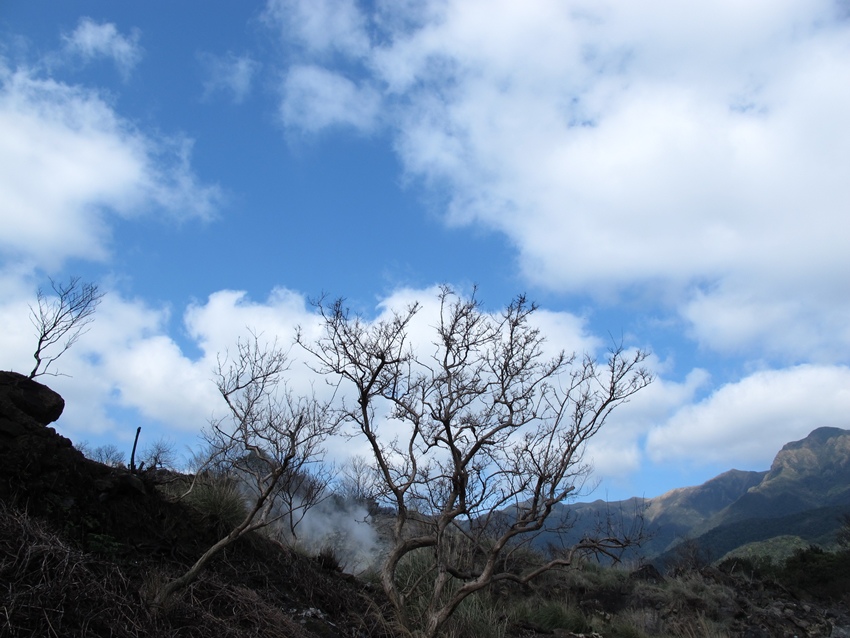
0;370;216;564
0;370;149;517
0;370;83;504
0;370;65;431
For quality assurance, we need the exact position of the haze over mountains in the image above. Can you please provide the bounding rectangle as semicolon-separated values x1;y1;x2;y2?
544;427;850;563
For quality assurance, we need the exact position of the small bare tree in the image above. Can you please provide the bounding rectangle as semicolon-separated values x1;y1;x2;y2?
300;288;652;637
29;276;104;378
139;437;178;470
153;333;334;606
88;443;127;467
336;454;382;504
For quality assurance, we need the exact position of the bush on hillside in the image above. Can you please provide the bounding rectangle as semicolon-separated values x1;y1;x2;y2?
775;545;850;601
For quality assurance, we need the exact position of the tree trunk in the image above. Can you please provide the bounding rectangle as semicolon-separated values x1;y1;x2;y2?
152;523;249;606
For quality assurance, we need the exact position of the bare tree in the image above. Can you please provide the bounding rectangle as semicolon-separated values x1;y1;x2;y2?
139;437;178;470
88;443;127;467
153;333;335;606
336;454;382;504
29;276;104;378
300;288;652;637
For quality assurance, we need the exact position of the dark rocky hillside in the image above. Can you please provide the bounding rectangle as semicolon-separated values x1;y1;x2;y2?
0;371;393;637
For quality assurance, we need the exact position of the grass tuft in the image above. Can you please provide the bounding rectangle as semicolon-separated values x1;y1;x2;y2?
184;478;246;536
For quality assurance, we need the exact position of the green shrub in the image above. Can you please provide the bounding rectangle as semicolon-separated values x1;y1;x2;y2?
393;548;510;635
716;555;775;580
314;544;342;571
661;572;734;620
837;512;850;549
562;559;631;594
776;545;850;600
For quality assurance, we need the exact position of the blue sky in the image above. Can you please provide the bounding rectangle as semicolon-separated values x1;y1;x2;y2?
2;1;850;501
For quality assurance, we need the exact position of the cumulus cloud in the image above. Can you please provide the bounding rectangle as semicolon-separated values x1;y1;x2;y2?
2;286;286;444
585;364;711;482
264;0;370;58
280;65;381;132
0;39;222;446
0;279;207;441
1;265;706;493
0;270;41;370
267;0;850;362
6;282;595;440
0;62;221;269
62;18;143;79
199;52;260;103
184;285;606;452
646;365;850;469
682;278;850;363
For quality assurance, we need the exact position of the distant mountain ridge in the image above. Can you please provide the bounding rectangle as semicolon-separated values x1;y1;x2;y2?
704;426;850;530
538;426;850;562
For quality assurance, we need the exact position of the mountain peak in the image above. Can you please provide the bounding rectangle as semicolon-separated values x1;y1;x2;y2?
770;427;850;472
780;426;850;451
754;427;850;506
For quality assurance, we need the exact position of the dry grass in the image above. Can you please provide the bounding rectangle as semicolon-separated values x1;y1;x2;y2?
666;612;730;638
0;502;161;637
181;477;248;537
0;502;392;637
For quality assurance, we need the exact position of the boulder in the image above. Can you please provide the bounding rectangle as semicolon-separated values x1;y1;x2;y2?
0;370;82;505
0;370;65;427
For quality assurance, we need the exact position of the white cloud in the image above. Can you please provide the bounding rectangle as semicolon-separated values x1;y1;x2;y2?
185;287;312;355
585;364;711;482
0;269;697;492
2;284;326;448
62;18;143;79
265;0;370;58
0;40;220;444
0;62;221;269
681;279;850;363
200;52;260;103
0;270;41;374
280;65;381;132
646;365;850;468
1;284;224;445
269;0;850;361
102;334;218;428
0;278;198;439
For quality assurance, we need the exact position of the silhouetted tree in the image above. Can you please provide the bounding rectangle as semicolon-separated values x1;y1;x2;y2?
139;437;177;470
300;287;652;638
87;443;126;467
336;454;382;504
29;276;103;378
153;333;334;606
